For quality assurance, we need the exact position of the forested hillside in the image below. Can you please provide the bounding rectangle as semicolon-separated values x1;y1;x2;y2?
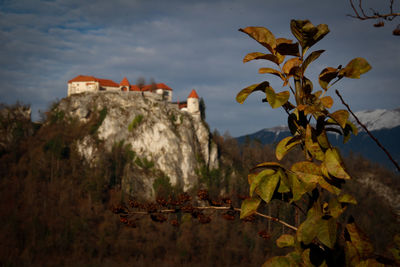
0;102;398;266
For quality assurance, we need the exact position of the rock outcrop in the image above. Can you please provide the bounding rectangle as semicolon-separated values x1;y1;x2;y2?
56;91;219;198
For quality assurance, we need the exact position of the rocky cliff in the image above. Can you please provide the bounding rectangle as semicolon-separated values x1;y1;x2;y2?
55;91;219;199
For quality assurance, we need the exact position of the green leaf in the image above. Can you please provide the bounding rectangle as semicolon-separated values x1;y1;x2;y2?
343;120;358;144
305;125;325;161
302;50;325;74
249;169;275;197
291;173;309;201
317;218;337;249
265;87;290;109
277;179;290;193
356;259;385;267
262;256;291;267
317;130;330;150
240;197;261;219
276;234;295;248
389;234;400;263
319;67;339;90
256;172;280;203
276;136;302;160
243;52;280;65
345;241;360;266
291;161;322;184
338;194;357;205
290;20;329;54
239;26;276;53
329;110;349;129
318;176;341;195
255;161;284;169
324;148;350;179
298;212;321;245
301;249;313;266
338;57;372;79
346;222;374;258
236;81;270;104
329;198;345;218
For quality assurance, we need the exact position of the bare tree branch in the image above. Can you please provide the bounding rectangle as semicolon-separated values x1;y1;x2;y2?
335;90;400;172
347;0;400;21
348;0;400;21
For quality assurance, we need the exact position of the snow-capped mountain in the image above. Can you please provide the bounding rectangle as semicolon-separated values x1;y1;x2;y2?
352;108;400;131
236;107;400;170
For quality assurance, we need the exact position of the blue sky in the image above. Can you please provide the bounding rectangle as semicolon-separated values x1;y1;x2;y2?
0;0;399;136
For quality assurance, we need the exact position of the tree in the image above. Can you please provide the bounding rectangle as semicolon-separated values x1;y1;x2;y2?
199;97;206;121
114;19;400;266
348;0;400;35
136;76;146;91
236;19;399;266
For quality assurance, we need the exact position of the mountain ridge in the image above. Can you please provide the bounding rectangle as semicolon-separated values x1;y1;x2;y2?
236;107;400;170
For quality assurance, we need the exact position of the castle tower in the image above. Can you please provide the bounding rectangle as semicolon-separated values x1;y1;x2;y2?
120;77;130;91
187;89;199;114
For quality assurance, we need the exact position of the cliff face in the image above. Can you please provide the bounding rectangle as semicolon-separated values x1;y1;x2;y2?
56;91;218;198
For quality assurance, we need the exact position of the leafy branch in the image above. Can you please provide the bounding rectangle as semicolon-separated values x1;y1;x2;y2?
235;19;399;265
112;197;298;231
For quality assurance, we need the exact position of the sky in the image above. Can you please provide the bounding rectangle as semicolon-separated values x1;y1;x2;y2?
0;0;399;137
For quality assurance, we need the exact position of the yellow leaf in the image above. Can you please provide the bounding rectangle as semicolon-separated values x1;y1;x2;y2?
256;172;280;203
329;110;349;129
319;67;338;90
236;81;270;104
338;57;372;79
240;197;261;219
258;67;285;80
276;234;295;248
305;125;325;161
321;96;333;109
249;169;275;197
243;52;280;64
265;87;290;109
291;161;322;184
324;148;350;179
275;136;302;160
239;26;276;53
282;57;302;75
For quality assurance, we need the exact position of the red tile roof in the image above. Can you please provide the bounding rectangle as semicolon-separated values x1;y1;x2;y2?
179;103;187;109
68;75;172;91
188;89;199;99
129;85;140;91
97;78;119;87
140;83;173;91
141;84;153;91
68;75;97;83
120;77;130;86
68;75;119;87
156;83;172;91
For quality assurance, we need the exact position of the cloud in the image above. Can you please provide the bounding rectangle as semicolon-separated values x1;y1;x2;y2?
0;0;399;136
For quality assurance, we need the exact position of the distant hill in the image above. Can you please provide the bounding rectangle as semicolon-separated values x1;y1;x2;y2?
236;108;400;170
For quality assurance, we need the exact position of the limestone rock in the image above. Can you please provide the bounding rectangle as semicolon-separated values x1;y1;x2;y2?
56;91;218;199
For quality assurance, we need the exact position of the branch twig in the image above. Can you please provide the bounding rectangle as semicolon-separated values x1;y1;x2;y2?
348;0;400;20
126;205;298;231
335;90;400;172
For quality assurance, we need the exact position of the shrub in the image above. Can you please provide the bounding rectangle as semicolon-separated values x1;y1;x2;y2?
128;114;144;132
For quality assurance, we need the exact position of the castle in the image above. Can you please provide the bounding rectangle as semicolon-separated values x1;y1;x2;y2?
67;75;200;116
